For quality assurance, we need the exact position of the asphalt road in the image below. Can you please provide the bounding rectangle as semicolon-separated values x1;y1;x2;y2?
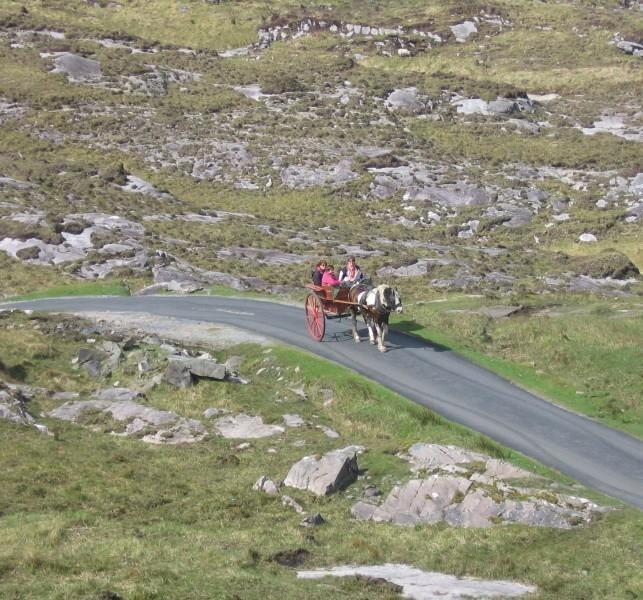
3;295;642;509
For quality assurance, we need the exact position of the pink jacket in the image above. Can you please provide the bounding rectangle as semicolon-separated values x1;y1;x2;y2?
322;271;341;286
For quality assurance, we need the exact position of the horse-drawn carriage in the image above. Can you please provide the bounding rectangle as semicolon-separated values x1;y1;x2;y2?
304;282;403;351
304;283;358;341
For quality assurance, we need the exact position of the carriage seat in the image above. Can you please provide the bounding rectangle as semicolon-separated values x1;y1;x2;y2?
305;283;350;302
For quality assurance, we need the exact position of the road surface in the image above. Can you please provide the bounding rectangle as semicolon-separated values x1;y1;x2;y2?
3;294;642;508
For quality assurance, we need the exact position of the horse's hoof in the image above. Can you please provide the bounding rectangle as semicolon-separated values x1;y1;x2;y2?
354;337;361;343
369;340;376;345
379;346;387;353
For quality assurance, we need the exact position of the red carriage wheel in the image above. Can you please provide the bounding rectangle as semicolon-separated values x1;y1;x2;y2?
305;293;325;341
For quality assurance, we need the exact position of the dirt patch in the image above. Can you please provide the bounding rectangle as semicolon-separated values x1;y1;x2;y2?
271;548;311;567
64;311;270;350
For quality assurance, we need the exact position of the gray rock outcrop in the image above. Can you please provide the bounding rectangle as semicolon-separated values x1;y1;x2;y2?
280;160;357;189
284;446;361;496
352;475;472;525
48;398;206;444
353;443;604;529
402;443;535;481
297;564;536;599
214;413;285;438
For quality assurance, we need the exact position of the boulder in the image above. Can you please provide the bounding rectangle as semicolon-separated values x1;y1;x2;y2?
163;359;193;388
173;356;227;380
385;88;427;113
300;513;325;528
616;40;643;57
253;475;280;495
282;495;305;514
284;447;360;496
163;356;227;388
423;183;489;208
450;20;477;42
82;360;104;379
579;233;597;243
0;386;35;426
101;341;122;370
52;53;102;80
78;347;104;365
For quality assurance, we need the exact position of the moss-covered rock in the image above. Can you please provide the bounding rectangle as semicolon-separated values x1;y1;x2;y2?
574;251;640;280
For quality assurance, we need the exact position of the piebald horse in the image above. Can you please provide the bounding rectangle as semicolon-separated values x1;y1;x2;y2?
348;283;403;352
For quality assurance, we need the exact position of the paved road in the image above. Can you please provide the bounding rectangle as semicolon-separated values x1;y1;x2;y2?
4;295;642;508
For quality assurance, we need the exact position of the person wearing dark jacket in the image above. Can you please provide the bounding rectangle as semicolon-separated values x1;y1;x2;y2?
312;260;328;286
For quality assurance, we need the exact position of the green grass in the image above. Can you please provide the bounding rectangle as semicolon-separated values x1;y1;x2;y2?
7;280;132;302
408;120;642;171
392;293;643;439
1;0;263;51
0;311;641;599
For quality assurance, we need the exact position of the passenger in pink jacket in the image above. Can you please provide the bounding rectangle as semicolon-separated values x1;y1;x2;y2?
321;265;342;287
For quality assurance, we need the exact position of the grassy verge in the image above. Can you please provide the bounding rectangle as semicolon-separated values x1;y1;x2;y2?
0;311;641;599
392;293;643;439
7;280;132;302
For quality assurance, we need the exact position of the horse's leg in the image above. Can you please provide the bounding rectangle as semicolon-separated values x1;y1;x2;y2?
366;316;376;344
350;309;360;343
375;321;386;352
381;314;390;351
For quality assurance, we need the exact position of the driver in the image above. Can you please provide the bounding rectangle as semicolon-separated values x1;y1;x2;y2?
339;255;363;284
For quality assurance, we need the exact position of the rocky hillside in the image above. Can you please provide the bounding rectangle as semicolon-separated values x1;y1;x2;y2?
0;0;641;298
